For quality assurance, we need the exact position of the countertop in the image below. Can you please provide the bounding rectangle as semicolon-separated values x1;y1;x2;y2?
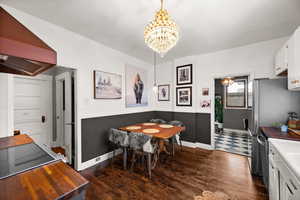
0;134;33;149
260;127;300;141
0;134;89;200
269;138;300;182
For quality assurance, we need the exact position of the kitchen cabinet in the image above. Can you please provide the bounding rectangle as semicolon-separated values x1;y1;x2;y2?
278;160;300;200
274;41;289;76
269;143;280;200
288;27;300;90
269;142;300;200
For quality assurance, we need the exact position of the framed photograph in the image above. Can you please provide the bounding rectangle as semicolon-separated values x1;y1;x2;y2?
158;84;170;101
176;64;193;85
202;88;209;96
125;64;148;107
176;86;192;106
200;100;211;108
94;70;122;99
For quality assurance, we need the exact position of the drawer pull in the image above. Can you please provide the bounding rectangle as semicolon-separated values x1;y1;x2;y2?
290;179;298;191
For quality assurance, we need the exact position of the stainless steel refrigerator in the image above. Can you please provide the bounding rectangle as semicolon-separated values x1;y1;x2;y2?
250;78;300;188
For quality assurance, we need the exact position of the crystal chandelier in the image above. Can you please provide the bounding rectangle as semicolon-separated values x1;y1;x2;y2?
144;0;179;57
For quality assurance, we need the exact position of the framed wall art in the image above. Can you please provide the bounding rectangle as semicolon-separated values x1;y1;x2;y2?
176;64;193;85
202;88;209;96
158;84;170;101
125;64;148;107
94;70;122;99
176;86;192;106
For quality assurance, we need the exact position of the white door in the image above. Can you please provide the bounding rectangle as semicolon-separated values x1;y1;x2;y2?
56;72;72;164
14;76;52;146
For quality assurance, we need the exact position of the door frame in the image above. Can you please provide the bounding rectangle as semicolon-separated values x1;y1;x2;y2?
54;74;64;147
210;72;253;150
13;74;53;146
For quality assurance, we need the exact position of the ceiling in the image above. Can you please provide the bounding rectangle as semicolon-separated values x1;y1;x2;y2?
1;0;300;63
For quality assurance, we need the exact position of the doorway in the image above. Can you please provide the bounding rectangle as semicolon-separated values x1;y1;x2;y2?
54;71;75;164
13;66;77;166
213;75;252;157
47;67;76;165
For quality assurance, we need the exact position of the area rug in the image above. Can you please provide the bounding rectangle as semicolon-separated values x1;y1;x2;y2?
194;191;233;200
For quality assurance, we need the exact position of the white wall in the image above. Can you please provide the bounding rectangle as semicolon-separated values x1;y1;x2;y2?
156;37;288;113
155;37;288;148
0;4;154;170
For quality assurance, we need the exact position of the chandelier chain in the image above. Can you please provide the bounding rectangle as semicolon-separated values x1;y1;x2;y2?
154;52;157;85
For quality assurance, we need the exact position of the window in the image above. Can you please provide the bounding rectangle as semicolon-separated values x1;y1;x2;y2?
225;79;247;108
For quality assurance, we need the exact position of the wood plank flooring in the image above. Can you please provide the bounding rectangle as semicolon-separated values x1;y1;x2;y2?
80;147;268;200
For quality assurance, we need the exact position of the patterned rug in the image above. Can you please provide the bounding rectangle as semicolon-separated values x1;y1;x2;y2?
194;191;234;200
214;130;251;157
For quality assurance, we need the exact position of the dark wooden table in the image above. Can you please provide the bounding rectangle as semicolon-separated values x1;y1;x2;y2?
120;123;185;139
119;123;185;178
0;134;89;200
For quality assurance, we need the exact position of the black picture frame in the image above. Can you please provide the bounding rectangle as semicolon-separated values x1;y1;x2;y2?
158;84;170;101
176;86;192;106
176;64;193;85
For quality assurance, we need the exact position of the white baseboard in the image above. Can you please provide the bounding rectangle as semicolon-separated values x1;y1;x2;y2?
195;142;213;150
181;141;197;148
79;148;122;171
181;141;212;150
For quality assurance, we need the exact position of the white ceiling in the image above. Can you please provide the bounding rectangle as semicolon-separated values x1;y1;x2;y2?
2;0;300;63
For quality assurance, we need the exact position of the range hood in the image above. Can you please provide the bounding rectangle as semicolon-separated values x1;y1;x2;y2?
0;7;57;76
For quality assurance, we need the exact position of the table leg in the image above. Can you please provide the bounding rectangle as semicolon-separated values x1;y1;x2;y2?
147;152;152;179
159;139;170;155
171;136;175;156
123;147;127;170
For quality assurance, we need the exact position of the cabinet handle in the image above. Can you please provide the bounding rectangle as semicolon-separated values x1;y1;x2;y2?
276;67;281;71
290;179;298;191
286;183;294;195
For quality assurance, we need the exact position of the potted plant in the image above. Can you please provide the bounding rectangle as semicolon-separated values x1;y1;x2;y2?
215;96;223;129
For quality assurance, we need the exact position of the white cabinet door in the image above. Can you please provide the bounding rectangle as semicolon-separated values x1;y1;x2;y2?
288;27;300;90
275;41;289;76
278;160;300;200
269;162;280;200
14;76;52;146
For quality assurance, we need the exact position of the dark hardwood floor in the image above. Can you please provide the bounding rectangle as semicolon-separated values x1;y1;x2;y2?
80;147;268;200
